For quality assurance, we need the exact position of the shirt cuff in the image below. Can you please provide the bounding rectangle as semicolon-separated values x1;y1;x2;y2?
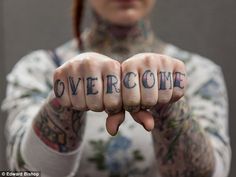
21;123;81;177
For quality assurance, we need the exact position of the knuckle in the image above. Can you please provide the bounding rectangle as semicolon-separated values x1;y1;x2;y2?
159;55;172;67
124;99;140;107
106;60;120;70
173;90;184;99
121;60;129;69
143;54;154;67
89;104;104;112
82;57;96;68
142;99;157;107
66;61;74;71
54;67;63;78
105;100;121;111
173;59;185;68
122;57;135;68
72;103;87;111
158;95;171;104
124;105;140;113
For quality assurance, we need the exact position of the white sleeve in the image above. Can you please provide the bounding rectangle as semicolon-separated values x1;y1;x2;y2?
186;55;231;177
2;50;82;177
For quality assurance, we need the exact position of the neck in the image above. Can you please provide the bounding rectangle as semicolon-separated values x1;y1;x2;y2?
82;14;165;61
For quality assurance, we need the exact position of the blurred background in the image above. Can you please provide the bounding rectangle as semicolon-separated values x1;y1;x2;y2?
0;0;235;176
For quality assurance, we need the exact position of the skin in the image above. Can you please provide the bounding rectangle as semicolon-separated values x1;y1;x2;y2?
53;52;186;134
88;0;155;26
33;0;215;176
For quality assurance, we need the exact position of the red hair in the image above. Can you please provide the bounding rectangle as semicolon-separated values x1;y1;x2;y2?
73;0;84;49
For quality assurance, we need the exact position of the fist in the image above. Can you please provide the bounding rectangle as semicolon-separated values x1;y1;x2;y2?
122;53;186;111
53;52;187;135
53;52;122;113
120;53;187;131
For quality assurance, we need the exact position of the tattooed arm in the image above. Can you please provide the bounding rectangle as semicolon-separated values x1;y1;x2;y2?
151;60;231;177
151;98;215;177
2;51;86;177
121;54;216;176
120;53;231;177
33;92;85;153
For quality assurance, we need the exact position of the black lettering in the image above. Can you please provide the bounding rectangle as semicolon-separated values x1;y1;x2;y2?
123;72;137;89
142;70;155;88
87;77;99;95
106;75;120;93
54;79;65;98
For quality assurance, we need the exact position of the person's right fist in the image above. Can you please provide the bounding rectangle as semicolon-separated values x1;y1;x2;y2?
53;52;122;114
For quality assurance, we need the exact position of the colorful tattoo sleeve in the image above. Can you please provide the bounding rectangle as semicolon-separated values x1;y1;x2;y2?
33;93;86;153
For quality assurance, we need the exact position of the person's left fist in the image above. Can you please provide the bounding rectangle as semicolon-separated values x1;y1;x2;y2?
120;53;187;130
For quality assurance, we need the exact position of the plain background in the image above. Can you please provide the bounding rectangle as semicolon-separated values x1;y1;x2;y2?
0;0;235;176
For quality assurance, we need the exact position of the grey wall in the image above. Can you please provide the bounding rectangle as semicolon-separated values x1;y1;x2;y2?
1;0;235;176
0;0;7;170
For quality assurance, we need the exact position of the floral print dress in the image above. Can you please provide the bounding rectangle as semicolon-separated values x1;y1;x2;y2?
2;39;231;177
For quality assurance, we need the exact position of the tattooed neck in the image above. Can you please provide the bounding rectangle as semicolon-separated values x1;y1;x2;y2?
82;14;166;61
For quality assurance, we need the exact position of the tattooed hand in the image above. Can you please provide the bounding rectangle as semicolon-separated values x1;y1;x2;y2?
53;52;125;136
53;52;186;136
121;53;187;131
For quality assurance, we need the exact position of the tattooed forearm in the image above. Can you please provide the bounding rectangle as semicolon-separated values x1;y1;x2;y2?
33;93;86;152
151;99;215;177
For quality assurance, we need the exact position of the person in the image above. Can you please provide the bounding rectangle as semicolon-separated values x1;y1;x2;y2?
1;0;231;177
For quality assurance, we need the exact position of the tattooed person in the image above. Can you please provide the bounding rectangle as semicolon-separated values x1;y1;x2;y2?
2;0;231;177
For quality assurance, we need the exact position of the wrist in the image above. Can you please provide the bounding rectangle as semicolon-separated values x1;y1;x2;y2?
32;91;86;152
151;97;190;131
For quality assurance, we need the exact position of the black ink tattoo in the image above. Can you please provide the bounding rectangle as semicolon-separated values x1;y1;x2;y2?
34;110;67;151
68;76;81;95
54;79;65;98
33;96;85;153
106;75;120;93
151;99;215;177
87;77;99;95
142;70;155;88
159;71;172;90
174;72;185;89
123;72;137;89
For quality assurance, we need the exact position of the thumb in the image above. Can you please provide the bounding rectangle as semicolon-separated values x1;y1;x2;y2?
130;110;154;131
106;111;125;136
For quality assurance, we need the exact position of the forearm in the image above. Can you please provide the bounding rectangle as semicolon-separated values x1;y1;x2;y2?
33;92;86;152
151;98;215;177
20;92;86;176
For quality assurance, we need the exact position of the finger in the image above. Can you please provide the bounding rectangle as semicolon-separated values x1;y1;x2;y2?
53;66;71;107
157;56;174;104
67;62;87;111
122;64;140;112
106;111;125;136
130;110;154;131
171;59;187;102
103;61;122;114
140;68;158;109
83;60;104;112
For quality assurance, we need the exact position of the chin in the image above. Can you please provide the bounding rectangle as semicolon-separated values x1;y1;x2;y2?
109;11;143;26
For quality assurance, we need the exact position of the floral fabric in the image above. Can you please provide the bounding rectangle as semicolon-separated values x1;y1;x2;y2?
2;40;231;177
